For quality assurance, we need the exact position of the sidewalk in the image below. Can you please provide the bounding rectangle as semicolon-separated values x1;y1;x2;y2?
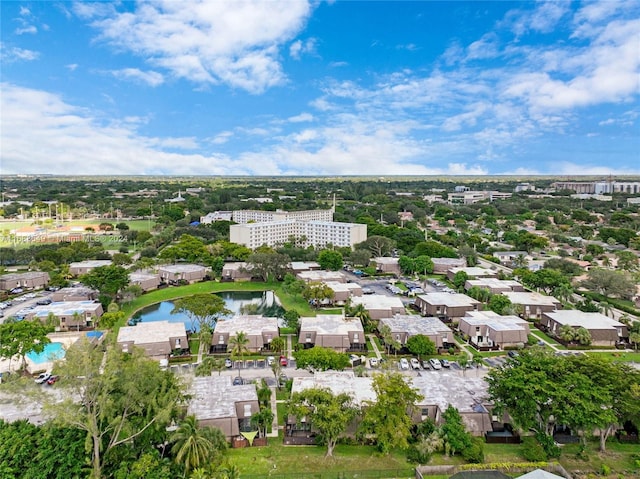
367;334;382;360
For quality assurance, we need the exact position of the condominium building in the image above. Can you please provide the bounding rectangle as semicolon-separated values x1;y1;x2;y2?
231;208;334;224
553;180;640;195
230;220;367;249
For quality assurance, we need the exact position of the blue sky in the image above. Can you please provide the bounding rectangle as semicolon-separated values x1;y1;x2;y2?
1;1;639;176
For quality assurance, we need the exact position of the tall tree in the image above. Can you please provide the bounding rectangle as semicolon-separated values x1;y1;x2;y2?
288;387;358;457
356;235;396;257
358;372;423;453
46;339;185;479
293;346;350;371
440;405;473;457
302;282;334;308
244;252;291;281
228;331;250;377
405;334;436;359
80;264;130;305
171;293;231;333
581;268;636;299
317;249;343;271
171;415;227;475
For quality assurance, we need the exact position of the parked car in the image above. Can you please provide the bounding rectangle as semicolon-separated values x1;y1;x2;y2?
441;359;450;368
233;376;243;385
429;358;442;370
421;359;430;369
507;350;519;358
278;373;288;387
410;358;421;370
279;355;288;367
369;357;378;368
399;358;409;370
35;372;51;384
46;375;59;385
224;358;233;368
267;356;275;366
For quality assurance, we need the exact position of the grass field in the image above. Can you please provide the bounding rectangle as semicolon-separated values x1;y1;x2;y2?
221;438;640;478
226;438;415;477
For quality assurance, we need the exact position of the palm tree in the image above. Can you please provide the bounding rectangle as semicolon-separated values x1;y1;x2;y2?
218;463;241;479
349;303;373;332
629;332;640;351
558;324;576;343
195;357;225;377
229;331;250;378
553;285;574;305
171;415;227;475
270;336;285;356
574;327;592;346
599;301;614;318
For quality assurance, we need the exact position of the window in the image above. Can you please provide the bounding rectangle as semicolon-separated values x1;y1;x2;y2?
175;338;181;348
353;333;359;343
305;333;312;343
421;408;429;416
218;336;225;344
243;404;252;418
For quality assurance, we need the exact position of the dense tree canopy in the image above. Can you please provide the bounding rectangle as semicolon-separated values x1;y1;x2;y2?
288;387;358;457
486;348;640;452
293;347;350;371
359;372;422;453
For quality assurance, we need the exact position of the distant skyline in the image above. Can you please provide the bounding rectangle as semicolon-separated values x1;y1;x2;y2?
1;1;639;176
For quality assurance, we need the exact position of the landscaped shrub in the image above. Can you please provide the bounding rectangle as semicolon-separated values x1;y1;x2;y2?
521;437;547;462
535;432;561;459
461;437;485;463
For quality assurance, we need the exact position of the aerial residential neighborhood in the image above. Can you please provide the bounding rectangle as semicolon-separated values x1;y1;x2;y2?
1;1;640;478
0;175;639;479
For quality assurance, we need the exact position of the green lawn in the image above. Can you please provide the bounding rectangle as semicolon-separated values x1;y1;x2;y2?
189;339;200;355
529;329;564;348
226;438;415;477
586;351;640;362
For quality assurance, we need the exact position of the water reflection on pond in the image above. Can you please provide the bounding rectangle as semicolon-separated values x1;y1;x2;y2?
131;291;284;331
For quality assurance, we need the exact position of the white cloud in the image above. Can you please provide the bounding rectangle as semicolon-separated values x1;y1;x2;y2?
209;131;234;145
287;113;314;123
109;68;165;87
503;2;570;37
77;0;314;93
66;63;78;71
15;25;37;35
290;38;317;60
0;44;40;63
0;83;250;175
396;43;418;51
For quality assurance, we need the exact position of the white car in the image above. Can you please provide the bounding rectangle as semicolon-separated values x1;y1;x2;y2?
410;358;421;370
429;358;442;370
266;356;275;366
34;372;51;384
399;358;409;370
369;358;378;368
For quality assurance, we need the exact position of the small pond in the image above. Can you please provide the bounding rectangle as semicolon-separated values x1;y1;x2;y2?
131;291;285;332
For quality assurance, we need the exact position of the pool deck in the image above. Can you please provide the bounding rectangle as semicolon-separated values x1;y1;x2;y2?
0;331;88;374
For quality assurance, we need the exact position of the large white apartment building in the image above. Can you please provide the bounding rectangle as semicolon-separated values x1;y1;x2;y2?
230;220;367;250
232;208;334;224
553;180;640;195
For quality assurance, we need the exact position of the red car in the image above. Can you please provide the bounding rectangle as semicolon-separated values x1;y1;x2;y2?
47;375;59;385
279;355;288;367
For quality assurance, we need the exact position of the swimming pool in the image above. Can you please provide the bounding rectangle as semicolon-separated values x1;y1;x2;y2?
26;342;65;365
